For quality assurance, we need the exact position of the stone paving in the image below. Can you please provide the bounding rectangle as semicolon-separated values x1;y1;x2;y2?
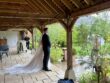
0;51;65;83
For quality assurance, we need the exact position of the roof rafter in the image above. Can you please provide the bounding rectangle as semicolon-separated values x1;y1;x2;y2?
0;10;39;17
84;0;94;5
44;0;67;18
30;0;53;16
70;0;83;8
71;0;110;17
52;0;67;14
33;0;54;15
0;26;34;31
0;21;38;26
38;0;57;14
25;0;44;13
44;0;59;14
0;16;55;19
60;0;73;11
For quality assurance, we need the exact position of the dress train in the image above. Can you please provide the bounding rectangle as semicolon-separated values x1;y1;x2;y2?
3;45;51;74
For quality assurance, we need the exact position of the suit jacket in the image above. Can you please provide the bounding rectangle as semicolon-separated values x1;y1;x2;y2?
42;33;51;48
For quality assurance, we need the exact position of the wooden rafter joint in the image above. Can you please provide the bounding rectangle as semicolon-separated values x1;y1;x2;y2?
58;19;68;30
28;26;34;34
59;16;78;31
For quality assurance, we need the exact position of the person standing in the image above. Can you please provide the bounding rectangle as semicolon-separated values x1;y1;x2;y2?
24;35;30;49
42;27;51;71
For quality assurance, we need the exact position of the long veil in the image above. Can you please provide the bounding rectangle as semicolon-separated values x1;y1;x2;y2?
3;45;51;74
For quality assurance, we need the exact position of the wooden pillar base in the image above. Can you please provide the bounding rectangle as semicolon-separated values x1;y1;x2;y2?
64;68;76;81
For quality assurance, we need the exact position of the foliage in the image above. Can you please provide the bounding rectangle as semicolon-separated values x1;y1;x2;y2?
47;23;66;47
79;71;97;83
50;47;63;63
72;48;77;55
90;17;110;42
99;43;110;55
33;11;110;62
34;28;42;45
76;24;90;46
72;25;79;44
101;57;110;78
74;44;92;57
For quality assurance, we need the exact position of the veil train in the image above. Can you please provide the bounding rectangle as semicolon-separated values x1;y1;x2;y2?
3;45;51;74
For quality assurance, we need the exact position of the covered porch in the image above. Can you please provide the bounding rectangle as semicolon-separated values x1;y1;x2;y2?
0;0;110;83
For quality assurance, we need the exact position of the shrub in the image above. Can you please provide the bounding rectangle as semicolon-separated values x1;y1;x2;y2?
72;48;77;55
79;71;97;83
74;44;92;57
50;47;63;63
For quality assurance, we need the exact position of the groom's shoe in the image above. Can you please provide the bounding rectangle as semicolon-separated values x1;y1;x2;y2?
45;69;52;71
43;68;52;71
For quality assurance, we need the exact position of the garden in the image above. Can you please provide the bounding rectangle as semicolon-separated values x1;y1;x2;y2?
31;11;110;83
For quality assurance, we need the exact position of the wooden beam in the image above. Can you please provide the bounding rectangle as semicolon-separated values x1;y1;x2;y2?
0;1;36;13
0;13;63;19
0;13;35;18
0;26;36;31
52;0;67;13
0;9;39;16
59;20;67;30
25;0;42;13
43;19;58;25
71;1;110;17
70;0;81;8
61;0;73;10
0;7;35;14
0;19;38;23
26;0;49;15
0;11;63;19
32;0;54;15
0;0;27;4
60;17;77;80
0;26;32;31
84;0;94;5
37;26;43;33
0;2;28;8
0;23;37;26
0;17;38;22
44;0;60;14
37;0;57;14
0;16;57;20
0;18;38;26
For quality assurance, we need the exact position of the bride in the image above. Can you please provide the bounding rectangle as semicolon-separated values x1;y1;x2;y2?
3;45;48;74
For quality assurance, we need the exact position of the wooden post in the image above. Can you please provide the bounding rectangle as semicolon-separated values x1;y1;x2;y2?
29;28;34;49
59;17;78;80
32;29;34;49
67;25;73;70
37;25;44;33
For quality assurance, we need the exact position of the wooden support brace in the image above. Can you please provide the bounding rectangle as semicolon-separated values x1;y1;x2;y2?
59;17;78;80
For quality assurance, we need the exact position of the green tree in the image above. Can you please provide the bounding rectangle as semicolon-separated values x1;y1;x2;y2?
77;24;90;46
47;23;66;47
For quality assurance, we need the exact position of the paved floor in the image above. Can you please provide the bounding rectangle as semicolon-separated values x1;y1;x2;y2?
0;51;65;83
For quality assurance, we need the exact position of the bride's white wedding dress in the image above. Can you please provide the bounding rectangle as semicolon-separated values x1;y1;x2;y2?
2;45;51;74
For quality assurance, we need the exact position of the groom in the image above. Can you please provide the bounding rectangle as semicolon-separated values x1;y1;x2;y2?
42;27;51;71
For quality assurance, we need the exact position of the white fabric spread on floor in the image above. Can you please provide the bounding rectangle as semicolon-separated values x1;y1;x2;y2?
2;45;51;74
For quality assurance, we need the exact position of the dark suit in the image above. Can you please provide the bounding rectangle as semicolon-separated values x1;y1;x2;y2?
42;33;51;70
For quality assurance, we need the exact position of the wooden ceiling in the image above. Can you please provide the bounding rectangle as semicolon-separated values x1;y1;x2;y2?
0;0;110;31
